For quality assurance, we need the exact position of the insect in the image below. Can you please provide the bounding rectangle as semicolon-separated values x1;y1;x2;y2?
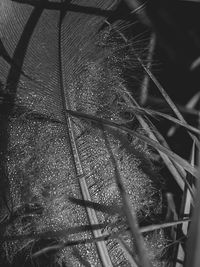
0;1;169;266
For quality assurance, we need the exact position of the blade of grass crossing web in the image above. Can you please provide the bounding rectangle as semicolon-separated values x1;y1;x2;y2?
126;84;190;191
66;110;200;180
118;236;139;267
101;127;153;267
132;50;200;149
31;219;190;258
115;71;193;192
58;11;113;266
110;24;200;147
136;115;185;191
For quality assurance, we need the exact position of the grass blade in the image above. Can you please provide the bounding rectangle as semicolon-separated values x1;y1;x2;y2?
184;127;200;267
66;109;200;179
175;142;196;267
140;33;156;105
118;236;139;267
185;169;200;267
131;106;200;135
133;52;200;149
58;8;113;265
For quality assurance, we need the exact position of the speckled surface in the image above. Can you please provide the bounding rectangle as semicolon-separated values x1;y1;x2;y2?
0;1;169;266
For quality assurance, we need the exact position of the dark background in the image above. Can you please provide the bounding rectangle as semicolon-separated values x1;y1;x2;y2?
118;0;200;157
121;0;200;208
126;0;200;158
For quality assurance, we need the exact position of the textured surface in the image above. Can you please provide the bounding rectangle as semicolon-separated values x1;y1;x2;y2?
0;1;168;266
